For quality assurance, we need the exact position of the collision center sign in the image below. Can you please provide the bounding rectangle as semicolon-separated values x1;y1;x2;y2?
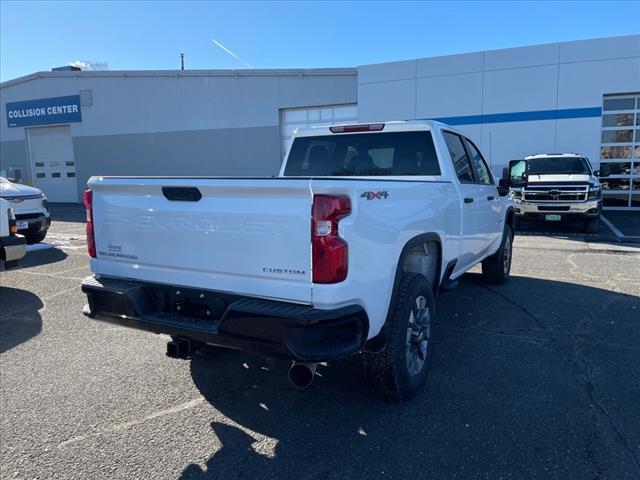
6;95;82;127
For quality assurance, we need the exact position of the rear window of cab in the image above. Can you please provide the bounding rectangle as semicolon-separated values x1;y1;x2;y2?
284;131;441;177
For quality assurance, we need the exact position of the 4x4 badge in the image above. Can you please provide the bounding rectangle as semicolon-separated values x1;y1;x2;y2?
361;191;389;200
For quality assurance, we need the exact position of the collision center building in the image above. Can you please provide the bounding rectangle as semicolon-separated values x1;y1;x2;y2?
1;34;639;209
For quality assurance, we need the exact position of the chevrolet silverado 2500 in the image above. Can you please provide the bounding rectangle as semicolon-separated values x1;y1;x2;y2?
507;153;606;233
81;120;515;399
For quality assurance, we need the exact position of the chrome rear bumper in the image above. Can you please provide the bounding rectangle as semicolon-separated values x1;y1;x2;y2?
1;234;26;263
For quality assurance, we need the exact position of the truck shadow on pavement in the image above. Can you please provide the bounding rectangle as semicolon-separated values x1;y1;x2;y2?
182;274;640;479
515;217;622;242
10;247;68;269
0;287;43;353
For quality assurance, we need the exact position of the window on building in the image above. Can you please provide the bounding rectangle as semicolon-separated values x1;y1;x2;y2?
600;93;640;210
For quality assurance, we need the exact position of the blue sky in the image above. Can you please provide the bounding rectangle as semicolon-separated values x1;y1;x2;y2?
1;1;639;82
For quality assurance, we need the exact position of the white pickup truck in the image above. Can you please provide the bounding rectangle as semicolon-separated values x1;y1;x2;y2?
0;177;51;244
1;198;27;269
507;154;605;233
81;121;515;399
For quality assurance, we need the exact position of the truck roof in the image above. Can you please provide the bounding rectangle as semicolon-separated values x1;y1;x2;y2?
292;120;447;138
524;153;585;160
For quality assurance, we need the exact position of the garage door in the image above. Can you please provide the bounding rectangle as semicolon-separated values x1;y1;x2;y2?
27;125;78;203
281;104;357;158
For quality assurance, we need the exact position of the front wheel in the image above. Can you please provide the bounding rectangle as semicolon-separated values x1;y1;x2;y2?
363;273;436;401
25;230;47;244
481;224;513;285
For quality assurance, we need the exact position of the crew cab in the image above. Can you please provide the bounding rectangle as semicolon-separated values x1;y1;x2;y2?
81;120;515;399
505;154;605;233
0;177;51;243
1;198;27;269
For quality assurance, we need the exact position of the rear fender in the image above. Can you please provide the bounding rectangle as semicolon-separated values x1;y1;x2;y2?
363;232;443;353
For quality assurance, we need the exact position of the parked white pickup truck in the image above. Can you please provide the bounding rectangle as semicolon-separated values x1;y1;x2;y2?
0;177;51;244
507;154;605;233
81;121;515;399
1;198;27;269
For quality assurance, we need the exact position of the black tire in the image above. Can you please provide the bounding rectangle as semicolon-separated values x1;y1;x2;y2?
25;230;47;244
481;224;513;285
363;273;436;401
584;217;599;234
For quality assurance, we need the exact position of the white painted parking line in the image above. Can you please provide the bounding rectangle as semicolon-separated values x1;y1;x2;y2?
46;233;86;241
602;216;640;241
11;270;86;281
26;241;85;252
58;397;206;448
26;243;56;252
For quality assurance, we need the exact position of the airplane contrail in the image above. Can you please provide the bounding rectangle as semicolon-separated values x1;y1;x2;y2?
211;37;254;69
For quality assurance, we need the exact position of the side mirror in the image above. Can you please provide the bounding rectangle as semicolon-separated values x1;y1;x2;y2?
597;164;611;177
497;178;510;197
502;167;510;180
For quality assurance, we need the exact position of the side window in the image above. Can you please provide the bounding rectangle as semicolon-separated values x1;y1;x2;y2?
464;138;493;185
443;131;474;183
510;160;527;183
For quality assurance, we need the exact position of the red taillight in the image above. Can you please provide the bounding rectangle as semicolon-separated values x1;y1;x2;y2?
84;189;96;258
329;123;385;133
312;195;350;284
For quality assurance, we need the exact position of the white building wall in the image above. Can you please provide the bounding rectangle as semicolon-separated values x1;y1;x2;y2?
357;35;640;175
1;69;357;141
0;69;357;200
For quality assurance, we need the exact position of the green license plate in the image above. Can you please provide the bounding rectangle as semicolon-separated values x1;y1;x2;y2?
545;214;562;221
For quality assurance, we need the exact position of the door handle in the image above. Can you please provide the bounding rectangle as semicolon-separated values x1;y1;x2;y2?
487;196;495;201
464;197;474;204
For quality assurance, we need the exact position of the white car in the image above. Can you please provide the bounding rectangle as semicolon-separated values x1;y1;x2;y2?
80;120;515;400
0;177;51;244
0;198;26;269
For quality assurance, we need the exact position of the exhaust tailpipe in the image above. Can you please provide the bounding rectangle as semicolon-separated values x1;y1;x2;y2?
287;361;318;389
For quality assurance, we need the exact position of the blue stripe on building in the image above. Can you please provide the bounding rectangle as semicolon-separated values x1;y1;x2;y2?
432;107;602;126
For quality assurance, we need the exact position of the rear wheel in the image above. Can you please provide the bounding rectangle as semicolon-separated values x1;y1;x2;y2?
363;273;435;401
584;217;599;234
481;224;513;285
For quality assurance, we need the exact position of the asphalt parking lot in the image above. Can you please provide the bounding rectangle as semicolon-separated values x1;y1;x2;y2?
1;206;639;480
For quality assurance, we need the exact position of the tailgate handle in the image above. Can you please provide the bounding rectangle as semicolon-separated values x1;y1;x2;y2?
162;187;202;202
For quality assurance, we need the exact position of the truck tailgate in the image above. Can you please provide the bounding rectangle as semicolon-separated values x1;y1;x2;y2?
89;177;313;303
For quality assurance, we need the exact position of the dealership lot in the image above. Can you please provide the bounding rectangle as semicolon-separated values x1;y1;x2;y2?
1;207;639;480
